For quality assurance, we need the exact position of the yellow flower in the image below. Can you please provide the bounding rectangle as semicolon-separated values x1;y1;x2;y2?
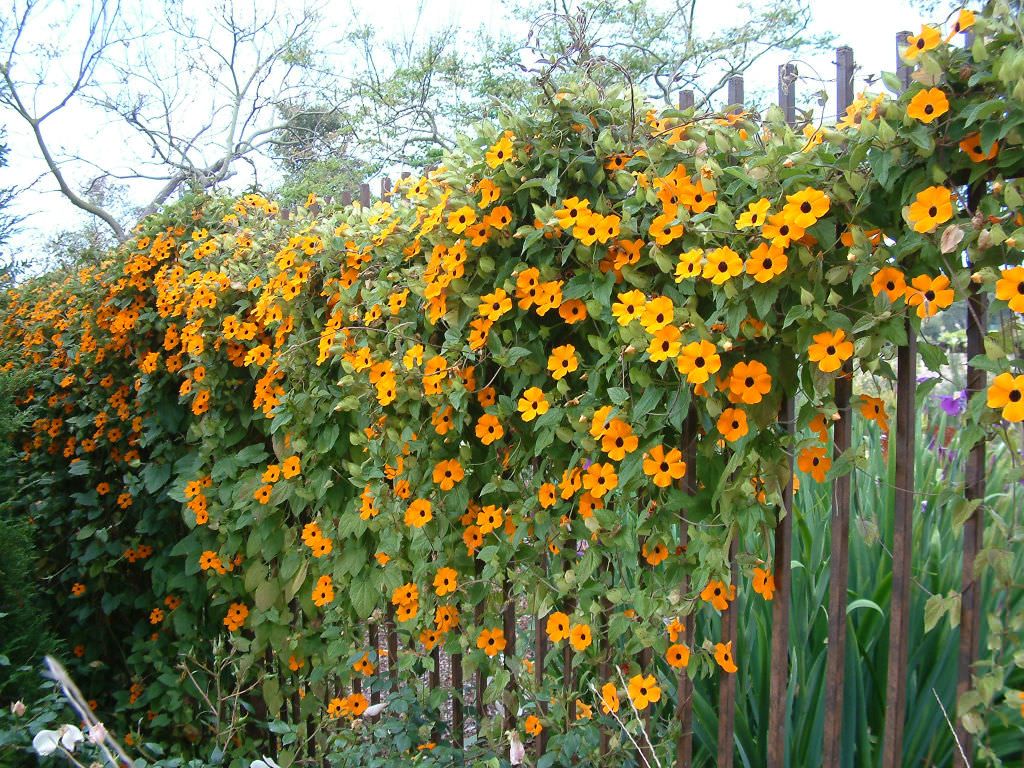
906;88;949;124
987;372;1024;422
517;387;550;422
627;674;661;710
904;25;941;60
907;186;953;233
702;246;743;284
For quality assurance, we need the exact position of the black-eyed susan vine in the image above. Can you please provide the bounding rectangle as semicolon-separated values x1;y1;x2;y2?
1;3;1023;763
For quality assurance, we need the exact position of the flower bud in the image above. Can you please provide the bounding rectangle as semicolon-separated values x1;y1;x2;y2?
10;700;25;717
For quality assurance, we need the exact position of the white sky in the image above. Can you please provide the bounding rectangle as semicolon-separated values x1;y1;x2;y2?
0;0;951;264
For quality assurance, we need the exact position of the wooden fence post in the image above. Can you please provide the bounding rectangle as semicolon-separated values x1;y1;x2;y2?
778;63;797;127
340;191;352;206
955;186;988;768
881;325;916;766
716;540;739;767
502;576;517;733
896;32;912;92
368;621;379;704
823;368;853;766
727;76;744;112
678;89;695;110
381;176;392;203
359;182;371;208
675;407;697;768
836;46;855;122
880;35;917;767
598;557;612;759
767;396;795;768
452;646;465;748
536;592;549;756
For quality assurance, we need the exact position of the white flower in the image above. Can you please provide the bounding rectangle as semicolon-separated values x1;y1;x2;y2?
87;722;107;744
10;700;25;717
250;757;281;768
59;724;84;752
32;729;61;757
363;702;388;718
509;732;526;765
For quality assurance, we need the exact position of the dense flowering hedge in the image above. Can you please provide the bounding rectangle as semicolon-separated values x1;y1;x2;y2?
2;4;1024;765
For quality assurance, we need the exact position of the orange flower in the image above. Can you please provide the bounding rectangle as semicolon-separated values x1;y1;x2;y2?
476;627;506;657
717;408;748;442
676;340;721;385
807;329;854;373
611;289;646;325
432;459;465;491
476;504;504;534
987;372;1024;422
752;567;775;601
797;446;832;482
475;414;503;445
312;575;334;607
627;674;661;711
736;198;770;229
546;611;570;642
762;211;804;248
282;455;301;479
871;267;907;302
485;133;514;168
478;288;512;321
648;325;682;362
642;541;668;565
666;643;690;668
906;274;955;318
714;641;738;673
253;484;273;504
558;299;588;324
570;623;592;652
907;88;948;124
996;267;1024;313
524;714;543;736
433;567;458;596
447;205;477;234
547;344;579;380
860;395;890;431
700;580;734;612
223;602;249;632
405;498;433;528
702;246;743;284
782;187;830;229
959;131;998;163
600;682;620;713
601;419;638;461
907;186;953;233
642;445;686;487
538;482;557;508
745;243;788;282
582;462;618;498
903;25;941;60
729;361;772;404
518;387;549;422
640;296;674;332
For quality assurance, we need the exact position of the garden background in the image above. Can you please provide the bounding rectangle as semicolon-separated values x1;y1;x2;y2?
1;1;1023;767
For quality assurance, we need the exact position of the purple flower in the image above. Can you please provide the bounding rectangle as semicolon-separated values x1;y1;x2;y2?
576;540;589;557
936;390;967;417
582;458;593;470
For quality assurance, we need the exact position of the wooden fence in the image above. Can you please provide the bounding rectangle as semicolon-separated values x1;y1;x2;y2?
319;34;988;768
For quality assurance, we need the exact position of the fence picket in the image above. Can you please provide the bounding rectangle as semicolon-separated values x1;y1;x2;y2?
716;540;739;767
881;325;916;766
767;396;795;768
502;576;517;732
778;63;797;126
675;407;697;768
955;186;989;768
823;370;853;765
